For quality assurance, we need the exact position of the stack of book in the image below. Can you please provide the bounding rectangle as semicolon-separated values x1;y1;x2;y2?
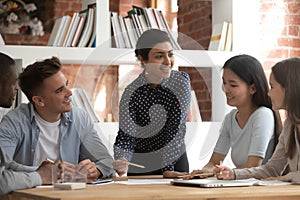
110;5;181;49
71;88;100;123
208;21;232;51
48;4;96;47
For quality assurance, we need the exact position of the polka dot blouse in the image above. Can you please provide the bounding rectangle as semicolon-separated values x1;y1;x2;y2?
114;70;191;172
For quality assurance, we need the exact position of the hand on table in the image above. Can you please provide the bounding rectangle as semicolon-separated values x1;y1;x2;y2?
113;157;129;176
262;176;285;181
163;170;189;178
77;159;101;182
214;164;235;180
179;169;215;180
36;160;53;184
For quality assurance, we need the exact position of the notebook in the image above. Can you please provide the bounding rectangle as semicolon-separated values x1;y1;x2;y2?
170;177;255;188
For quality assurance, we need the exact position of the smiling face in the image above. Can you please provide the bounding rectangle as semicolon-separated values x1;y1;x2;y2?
268;72;285;110
222;68;256;108
33;71;72;122
141;42;174;84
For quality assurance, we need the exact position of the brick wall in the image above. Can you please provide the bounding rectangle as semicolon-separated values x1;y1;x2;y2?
177;0;300;121
259;0;300;72
177;0;212;121
3;0;300;122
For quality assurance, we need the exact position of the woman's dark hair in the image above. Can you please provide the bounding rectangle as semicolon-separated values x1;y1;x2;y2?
271;57;300;158
134;29;172;61
223;54;271;108
18;56;62;102
223;54;281;150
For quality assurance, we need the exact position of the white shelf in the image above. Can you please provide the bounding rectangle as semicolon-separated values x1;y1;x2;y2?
0;45;237;67
0;45;234;121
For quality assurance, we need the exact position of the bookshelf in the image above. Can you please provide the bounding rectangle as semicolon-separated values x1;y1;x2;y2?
0;0;239;121
0;0;245;170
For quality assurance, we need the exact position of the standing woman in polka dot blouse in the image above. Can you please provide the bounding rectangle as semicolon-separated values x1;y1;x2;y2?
113;29;191;178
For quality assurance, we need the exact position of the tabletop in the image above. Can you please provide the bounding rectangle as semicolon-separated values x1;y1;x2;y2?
8;181;300;200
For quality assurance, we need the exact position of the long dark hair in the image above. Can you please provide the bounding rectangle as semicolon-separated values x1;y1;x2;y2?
271;57;300;158
223;54;281;146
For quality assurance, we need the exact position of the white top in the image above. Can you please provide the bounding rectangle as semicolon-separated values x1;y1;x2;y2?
33;112;61;166
214;106;275;168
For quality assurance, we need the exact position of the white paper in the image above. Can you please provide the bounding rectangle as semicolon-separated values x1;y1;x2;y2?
115;179;171;185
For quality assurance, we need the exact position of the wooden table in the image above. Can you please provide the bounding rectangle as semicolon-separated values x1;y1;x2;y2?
8;181;300;200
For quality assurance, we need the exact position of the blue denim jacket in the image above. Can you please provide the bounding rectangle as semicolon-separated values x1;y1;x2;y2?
0;103;114;178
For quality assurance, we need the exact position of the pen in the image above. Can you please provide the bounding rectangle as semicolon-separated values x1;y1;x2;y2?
128;162;145;169
219;161;223;175
46;158;55;164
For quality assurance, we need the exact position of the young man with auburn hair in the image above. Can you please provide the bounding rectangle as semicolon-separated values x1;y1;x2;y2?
0;56;114;183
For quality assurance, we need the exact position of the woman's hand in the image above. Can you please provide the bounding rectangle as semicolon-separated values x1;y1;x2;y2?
262;176;285;181
214;165;235;180
163;170;189;178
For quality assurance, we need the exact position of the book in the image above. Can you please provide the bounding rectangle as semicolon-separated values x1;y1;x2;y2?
132;5;151;29
152;8;165;30
132;6;149;32
123;17;138;48
111;12;125;48
110;5;181;50
62;12;79;47
64;12;80;47
144;7;159;29
71;88;100;123
56;15;72;46
127;9;142;37
77;7;94;47
208;21;229;51
54;182;86;190
71;12;87;47
158;10;181;50
87;3;97;47
224;22;233;51
47;16;64;46
118;15;132;48
50;15;71;46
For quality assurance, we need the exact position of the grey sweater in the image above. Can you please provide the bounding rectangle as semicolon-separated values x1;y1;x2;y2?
234;121;300;182
0;147;42;196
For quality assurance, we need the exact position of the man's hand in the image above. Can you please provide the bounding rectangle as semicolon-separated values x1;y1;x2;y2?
36;161;53;184
77;159;101;182
112;157;129;177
